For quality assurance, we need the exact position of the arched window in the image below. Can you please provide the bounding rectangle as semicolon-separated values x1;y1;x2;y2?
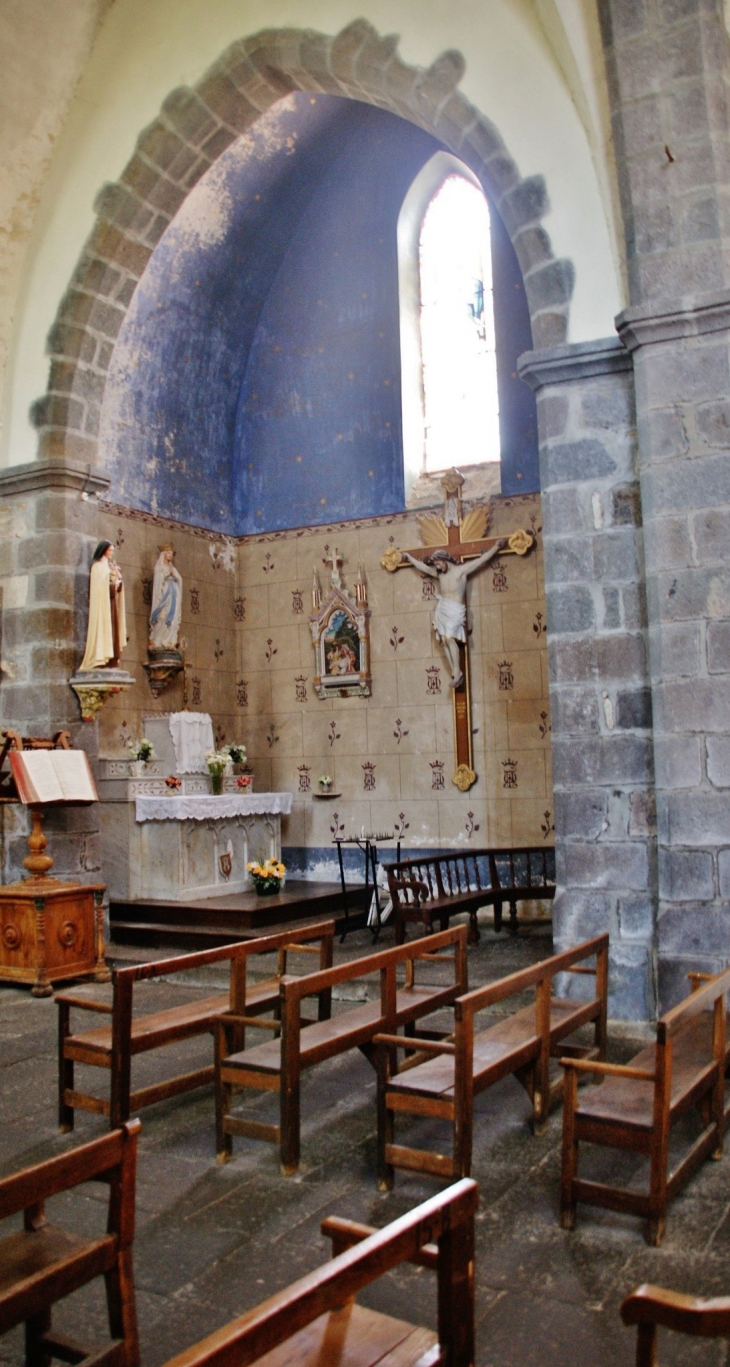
418;176;499;473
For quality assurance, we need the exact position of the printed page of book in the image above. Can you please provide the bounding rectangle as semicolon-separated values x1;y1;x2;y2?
9;751;64;804
53;749;98;802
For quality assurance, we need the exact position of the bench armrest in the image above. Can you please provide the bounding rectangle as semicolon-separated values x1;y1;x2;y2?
321;1216;439;1270
374;1033;456;1055
621;1284;730;1337
560;1057;655;1082
566;965;596;976
55;994;113;1015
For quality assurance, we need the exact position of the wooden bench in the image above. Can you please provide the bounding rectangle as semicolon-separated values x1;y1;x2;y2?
622;1281;730;1365
216;924;468;1173
375;933;608;1187
159;1178;478;1367
57;920;334;1130
385;847;555;944
560;965;730;1245
0;1120;140;1367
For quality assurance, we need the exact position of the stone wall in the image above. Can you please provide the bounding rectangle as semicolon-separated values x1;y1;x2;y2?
520;339;656;1019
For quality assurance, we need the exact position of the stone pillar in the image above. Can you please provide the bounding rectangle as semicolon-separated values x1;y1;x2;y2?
519;338;656;1019
601;0;730;1005
0;457;108;883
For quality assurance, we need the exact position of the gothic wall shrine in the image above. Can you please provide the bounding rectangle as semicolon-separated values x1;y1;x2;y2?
94;491;552;878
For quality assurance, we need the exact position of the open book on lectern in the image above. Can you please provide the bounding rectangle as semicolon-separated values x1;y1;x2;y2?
9;749;98;805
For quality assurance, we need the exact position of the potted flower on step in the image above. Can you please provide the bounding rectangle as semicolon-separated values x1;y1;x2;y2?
224;742;247;773
128;737;155;776
205;749;229;795
247;858;286;895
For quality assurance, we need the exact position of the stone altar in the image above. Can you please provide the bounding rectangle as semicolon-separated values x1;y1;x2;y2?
100;792;292;901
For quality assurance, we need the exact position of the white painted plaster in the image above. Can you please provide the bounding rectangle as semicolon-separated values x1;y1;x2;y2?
0;0;624;470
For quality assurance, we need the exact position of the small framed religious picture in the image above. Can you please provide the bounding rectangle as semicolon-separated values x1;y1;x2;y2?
310;548;371;698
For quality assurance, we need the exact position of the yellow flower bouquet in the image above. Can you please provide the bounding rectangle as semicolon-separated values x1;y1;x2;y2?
246;857;286;895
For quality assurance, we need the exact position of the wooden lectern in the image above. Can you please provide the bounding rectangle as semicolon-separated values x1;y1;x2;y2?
0;730;109;997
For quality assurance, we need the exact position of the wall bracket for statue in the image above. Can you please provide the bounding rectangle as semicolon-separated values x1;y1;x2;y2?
380;469;536;791
310;548;371;699
69;669;135;722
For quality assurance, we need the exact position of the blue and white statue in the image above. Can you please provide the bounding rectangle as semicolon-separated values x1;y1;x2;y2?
149;544;182;650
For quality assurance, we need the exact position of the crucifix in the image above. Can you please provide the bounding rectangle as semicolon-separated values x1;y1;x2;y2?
381;469;535;792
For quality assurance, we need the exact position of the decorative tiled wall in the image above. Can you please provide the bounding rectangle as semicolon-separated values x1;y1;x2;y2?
96;491;552;870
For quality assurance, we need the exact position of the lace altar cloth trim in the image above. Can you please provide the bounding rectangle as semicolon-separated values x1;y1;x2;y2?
135;793;293;822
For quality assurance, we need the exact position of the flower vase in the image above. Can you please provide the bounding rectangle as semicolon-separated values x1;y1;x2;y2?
130;760;145;777
210;772;223;795
251;877;282;896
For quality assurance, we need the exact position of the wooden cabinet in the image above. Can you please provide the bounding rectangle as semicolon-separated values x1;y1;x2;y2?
0;879;109;996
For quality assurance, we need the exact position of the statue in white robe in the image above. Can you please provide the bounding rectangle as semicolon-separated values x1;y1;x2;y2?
149;545;182;650
79;541;127;672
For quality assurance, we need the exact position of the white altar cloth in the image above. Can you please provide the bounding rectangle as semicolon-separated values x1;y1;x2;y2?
135;792;293;822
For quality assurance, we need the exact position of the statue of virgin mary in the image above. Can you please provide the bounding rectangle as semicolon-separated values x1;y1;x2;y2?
149;544;183;650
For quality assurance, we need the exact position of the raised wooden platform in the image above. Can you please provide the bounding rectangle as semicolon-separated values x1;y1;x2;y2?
109;881;371;949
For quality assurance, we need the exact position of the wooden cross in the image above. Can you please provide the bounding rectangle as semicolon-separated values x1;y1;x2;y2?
381;470;535;792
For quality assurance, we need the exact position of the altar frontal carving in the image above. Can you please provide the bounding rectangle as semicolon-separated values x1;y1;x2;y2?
310;548;371;698
381;469;535;792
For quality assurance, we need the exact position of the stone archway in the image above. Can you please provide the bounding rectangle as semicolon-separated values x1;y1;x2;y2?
30;19;574;467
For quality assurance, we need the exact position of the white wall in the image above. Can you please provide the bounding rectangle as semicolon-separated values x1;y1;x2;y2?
0;0;625;470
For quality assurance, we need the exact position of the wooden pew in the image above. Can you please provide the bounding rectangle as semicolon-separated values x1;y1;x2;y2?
385;847;555;944
560;965;730;1245
0;1120;140;1367
159;1178;478;1367
57;921;334;1130
216;924;468;1173
375;933;608;1187
622;1282;730;1365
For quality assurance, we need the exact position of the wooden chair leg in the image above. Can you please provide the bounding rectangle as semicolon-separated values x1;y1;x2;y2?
635;1321;658;1367
215;1030;232;1163
467;911;479;945
25;1310;52;1367
105;1249;140;1367
493;899;503;932
58;1004;74;1133
376;1052;394;1192
560;1067;578;1230
508;900;518;935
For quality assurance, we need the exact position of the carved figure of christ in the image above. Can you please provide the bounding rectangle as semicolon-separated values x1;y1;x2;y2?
402;542;508;688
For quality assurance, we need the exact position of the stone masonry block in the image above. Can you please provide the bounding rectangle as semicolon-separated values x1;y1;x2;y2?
531;311;569;349
633;201;675;255
717;847;730;897
618;893;654;939
550;686;601;734
680;195;721;244
541;486;584;534
658;903;730;956
643;515;691;571
554;790;608;840
653;734;702;788
604;586;621;628
656;565;730;622
609;940;654;1020
552;887;617;941
637;407;689;462
499;175;549;232
562;840;649;890
161;87;220;147
621;583;646;629
524;260;575;312
595;631;647;680
46;323;97;365
612;485;642;526
593;528;639;581
512;224;553;274
548;636;597;683
86;223;152;277
17;531;85;572
543;538;594;583
706;734;730;787
656;620;701;676
547;585;596;634
616;686;652;728
640;339;730;410
660;676;730;732
696;398;730;449
658;954;725;1013
541;439;617;487
694;509;730;562
29;394;85;434
552;734;652;786
196;72;262;133
580;381;634;430
535;393;569;440
707;618;730;672
658;846;714;901
92;183;154;238
666;790;730;845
